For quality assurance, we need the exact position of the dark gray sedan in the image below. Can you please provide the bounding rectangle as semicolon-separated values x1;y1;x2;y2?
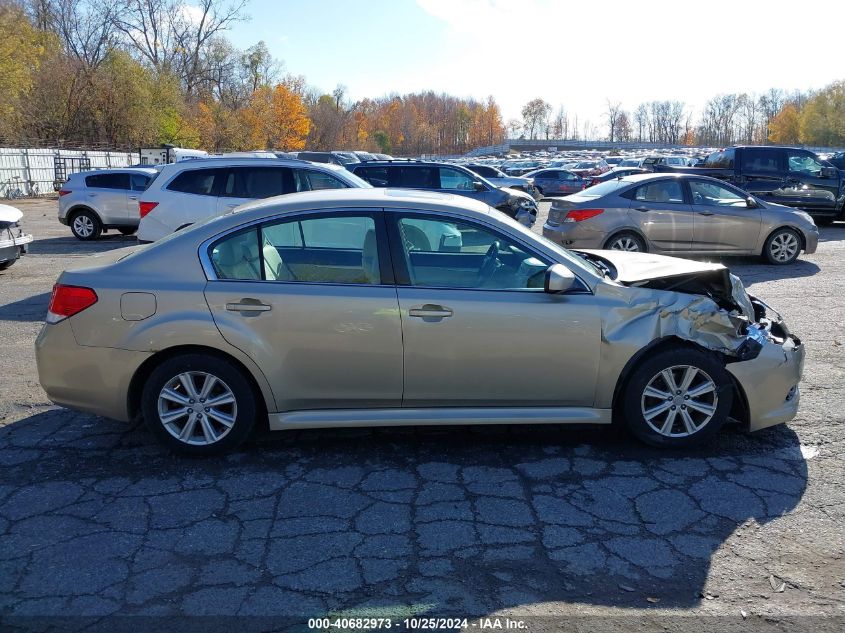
542;174;819;265
524;168;588;197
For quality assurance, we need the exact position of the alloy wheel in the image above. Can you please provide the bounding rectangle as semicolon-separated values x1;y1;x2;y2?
769;232;799;263
157;371;237;445
609;236;641;251
72;215;94;238
640;365;718;438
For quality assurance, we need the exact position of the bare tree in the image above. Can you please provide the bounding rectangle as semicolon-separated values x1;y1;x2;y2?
521;98;551;140
114;0;249;97
50;0;119;70
605;99;622;142
634;104;647;142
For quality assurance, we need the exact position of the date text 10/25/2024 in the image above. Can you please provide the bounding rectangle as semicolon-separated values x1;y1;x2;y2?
307;617;527;630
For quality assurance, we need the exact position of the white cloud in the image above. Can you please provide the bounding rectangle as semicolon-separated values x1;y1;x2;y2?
414;0;840;128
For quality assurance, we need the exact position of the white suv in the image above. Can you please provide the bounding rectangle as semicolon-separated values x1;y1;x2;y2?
58;168;159;240
137;159;371;242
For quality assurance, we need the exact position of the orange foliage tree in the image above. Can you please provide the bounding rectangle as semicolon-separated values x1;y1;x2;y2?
243;83;310;150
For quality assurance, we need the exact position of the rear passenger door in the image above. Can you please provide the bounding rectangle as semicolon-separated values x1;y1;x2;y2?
626;179;693;252
202;210;403;411
84;173;130;224
216;166;294;214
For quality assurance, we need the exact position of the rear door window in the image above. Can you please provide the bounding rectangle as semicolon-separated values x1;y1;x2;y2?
220;167;293;198
634;180;685;203
398;167;438;188
354;166;390;187
740;149;782;173
438;167;477;190
86;173;129;189
294;169;349;191
167;168;223;195
130;174;152;191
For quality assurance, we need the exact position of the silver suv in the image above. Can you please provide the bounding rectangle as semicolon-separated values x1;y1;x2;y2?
58;168;159;240
137;158;370;242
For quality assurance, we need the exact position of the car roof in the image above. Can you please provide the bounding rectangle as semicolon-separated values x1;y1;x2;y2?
157;157;342;172
232;187;493;218
75;167;158;176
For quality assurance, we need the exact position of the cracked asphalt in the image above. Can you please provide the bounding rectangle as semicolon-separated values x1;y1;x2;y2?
1;199;844;631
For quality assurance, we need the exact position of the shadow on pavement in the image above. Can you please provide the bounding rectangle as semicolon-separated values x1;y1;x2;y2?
28;234;137;256
0;293;50;322
0;409;809;626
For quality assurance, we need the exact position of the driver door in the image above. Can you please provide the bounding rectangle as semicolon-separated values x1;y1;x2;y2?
386;210;601;407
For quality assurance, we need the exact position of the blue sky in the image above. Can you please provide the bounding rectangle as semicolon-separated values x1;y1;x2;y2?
227;0;844;132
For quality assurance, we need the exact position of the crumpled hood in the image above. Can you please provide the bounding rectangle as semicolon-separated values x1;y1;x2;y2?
577;249;756;322
577;249;724;283
500;186;535;202
0;204;23;224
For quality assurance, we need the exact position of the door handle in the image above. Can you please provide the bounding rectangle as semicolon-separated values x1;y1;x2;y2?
225;203;239;208
129;195;138;200
87;193;97;197
226;301;272;313
634;206;650;212
408;304;453;319
697;211;715;216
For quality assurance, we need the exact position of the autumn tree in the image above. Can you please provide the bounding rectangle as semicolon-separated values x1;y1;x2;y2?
799;81;845;146
768;103;801;144
243;83;310;150
0;1;46;139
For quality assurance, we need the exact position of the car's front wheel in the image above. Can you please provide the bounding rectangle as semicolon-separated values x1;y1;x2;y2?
763;227;801;265
118;227;137;236
622;347;733;448
141;353;257;456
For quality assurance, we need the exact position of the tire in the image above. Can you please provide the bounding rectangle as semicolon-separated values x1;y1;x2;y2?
69;209;102;240
622;347;733;448
0;260;14;270
118;227;137;236
605;231;646;252
814;217;834;226
763;227;801;265
141;353;257;456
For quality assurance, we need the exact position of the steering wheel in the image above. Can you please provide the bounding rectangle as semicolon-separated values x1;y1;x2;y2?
476;241;501;286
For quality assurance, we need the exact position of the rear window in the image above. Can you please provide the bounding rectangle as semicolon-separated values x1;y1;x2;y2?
86;173;129;189
573;179;629;197
398;167;437;188
221;167;293;198
294;169;350;191
130;174;152;191
704;149;735;169
167;168;223;195
354;166;390;187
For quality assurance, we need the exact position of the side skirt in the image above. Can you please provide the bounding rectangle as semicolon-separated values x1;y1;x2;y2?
268;407;612;431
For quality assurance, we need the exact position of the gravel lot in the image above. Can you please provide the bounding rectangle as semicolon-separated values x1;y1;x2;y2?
1;198;844;631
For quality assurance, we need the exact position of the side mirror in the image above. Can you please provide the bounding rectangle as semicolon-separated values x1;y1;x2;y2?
821;166;838;179
473;180;486;191
544;264;577;294
745;197;758;209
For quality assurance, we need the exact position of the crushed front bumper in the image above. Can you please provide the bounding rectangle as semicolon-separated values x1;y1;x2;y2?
0;230;33;264
727;331;804;432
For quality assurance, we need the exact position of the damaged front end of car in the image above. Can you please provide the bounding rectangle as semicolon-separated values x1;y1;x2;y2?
580;249;805;432
0;204;34;271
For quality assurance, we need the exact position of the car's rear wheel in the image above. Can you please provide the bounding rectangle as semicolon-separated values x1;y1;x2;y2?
763;227;801;265
70;210;102;240
622;347;732;448
605;231;645;252
141;353;257;456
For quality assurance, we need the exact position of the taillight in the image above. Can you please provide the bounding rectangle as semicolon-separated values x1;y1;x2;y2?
59;189;72;196
139;201;159;218
46;284;98;323
564;209;604;223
